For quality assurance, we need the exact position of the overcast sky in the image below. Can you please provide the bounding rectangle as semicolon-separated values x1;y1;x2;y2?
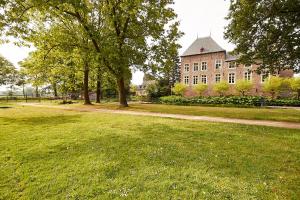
0;0;234;85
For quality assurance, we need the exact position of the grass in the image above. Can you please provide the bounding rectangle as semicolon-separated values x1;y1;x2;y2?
72;102;300;123
0;104;299;199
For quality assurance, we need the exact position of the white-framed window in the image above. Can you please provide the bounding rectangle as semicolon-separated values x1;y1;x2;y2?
184;76;189;85
184;64;190;72
228;62;236;69
215;60;222;69
244;71;252;81
261;73;269;83
201;62;207;71
193;63;199;71
193;76;198;85
215;74;221;83
228;73;235;84
201;75;207;84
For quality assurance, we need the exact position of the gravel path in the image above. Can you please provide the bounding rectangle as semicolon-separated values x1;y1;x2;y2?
20;103;300;129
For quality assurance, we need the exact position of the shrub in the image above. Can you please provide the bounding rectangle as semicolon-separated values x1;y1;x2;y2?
172;83;188;96
289;77;300;99
235;80;253;96
159;96;300;107
263;76;283;99
213;81;230;96
193;83;208;96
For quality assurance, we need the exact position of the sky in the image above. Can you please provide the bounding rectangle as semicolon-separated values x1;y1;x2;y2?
0;0;234;85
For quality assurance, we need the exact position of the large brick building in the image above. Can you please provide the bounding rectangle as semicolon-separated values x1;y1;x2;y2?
180;36;293;96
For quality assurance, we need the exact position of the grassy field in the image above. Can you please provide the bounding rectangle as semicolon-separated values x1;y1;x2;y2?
0;104;299;199
74;103;300;123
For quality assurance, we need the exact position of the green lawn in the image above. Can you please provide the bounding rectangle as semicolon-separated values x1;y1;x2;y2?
75;103;300;123
0;105;299;199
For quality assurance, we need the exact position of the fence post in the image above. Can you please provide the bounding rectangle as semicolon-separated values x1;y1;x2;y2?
26;95;28;103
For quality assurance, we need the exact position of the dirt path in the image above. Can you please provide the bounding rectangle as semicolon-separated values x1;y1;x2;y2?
19;103;300;130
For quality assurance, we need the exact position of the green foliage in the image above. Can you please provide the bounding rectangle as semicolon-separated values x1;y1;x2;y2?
225;0;300;73
0;55;18;86
289;77;300;99
160;96;300;107
235;80;253;96
213;81;230;96
0;0;182;106
193;83;208;96
171;83;187;96
263;76;283;99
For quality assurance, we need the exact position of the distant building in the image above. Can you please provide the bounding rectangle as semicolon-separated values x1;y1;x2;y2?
136;75;157;96
180;36;293;96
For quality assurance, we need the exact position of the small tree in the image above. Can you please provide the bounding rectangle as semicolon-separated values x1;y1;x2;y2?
172;83;187;96
235;80;253;96
289;77;300;99
263;76;283;99
193;83;208;97
213;81;230;96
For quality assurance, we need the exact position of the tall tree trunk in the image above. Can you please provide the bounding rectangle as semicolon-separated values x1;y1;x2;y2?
35;86;39;98
22;84;25;98
83;66;91;105
53;83;58;98
117;77;128;107
96;69;102;103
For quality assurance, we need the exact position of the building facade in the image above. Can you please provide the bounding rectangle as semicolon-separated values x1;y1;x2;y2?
180;37;293;96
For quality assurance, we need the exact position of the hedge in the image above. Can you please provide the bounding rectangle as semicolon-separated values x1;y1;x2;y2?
159;96;300;107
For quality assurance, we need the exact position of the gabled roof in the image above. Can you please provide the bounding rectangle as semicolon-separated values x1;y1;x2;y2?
181;36;225;57
225;52;239;62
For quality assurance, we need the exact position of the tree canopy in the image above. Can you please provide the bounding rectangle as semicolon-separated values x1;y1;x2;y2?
0;0;182;106
225;0;300;73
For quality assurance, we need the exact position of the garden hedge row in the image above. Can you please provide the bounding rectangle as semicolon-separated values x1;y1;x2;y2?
159;96;300;107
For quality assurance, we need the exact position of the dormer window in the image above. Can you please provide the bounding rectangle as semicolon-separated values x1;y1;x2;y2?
200;47;205;52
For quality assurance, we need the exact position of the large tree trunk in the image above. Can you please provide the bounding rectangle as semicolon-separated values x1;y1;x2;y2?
22;84;26;98
83;67;91;105
96;69;102;103
53;83;58;98
117;77;128;107
35;86;39;98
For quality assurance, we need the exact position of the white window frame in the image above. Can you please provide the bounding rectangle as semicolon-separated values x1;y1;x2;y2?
201;61;208;71
215;59;222;69
228;73;235;84
201;75;207;84
184;76;189;85
193;63;199;71
228;62;236;69
193;76;198;85
244;71;252;81
215;74;221;83
261;73;269;83
184;64;190;72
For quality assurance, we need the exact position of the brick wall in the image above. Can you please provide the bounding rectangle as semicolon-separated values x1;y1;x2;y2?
181;52;294;97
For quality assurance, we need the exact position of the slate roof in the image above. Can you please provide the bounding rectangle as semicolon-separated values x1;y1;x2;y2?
181;36;225;57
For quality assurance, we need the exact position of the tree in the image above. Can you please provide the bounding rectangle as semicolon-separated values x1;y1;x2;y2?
193;83;208;97
289;77;300;99
0;55;18;86
263;76;283;99
235;80;253;96
213;81;230;96
225;0;300;73
0;0;182;107
172;83;187;96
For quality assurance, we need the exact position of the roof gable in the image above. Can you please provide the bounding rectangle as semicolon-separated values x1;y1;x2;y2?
181;36;225;57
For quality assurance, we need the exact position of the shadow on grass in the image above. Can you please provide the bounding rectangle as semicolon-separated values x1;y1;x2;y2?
1;115;81;126
0;106;12;109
